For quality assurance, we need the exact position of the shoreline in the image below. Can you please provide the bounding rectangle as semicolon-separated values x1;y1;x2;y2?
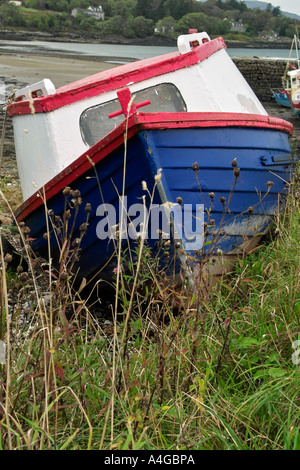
0;29;293;50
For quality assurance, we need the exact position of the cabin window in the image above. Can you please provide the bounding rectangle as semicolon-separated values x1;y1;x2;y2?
80;83;187;147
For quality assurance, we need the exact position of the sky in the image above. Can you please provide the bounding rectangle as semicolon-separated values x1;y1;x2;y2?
264;1;300;16
242;1;300;16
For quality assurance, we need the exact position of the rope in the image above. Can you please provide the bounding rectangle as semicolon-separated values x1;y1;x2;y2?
282;36;295;86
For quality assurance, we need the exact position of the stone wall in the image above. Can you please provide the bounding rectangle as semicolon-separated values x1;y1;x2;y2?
232;57;297;102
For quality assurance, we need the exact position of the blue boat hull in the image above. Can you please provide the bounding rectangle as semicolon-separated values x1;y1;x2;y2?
17;122;294;284
142;126;293;254
273;91;300;118
273;91;291;108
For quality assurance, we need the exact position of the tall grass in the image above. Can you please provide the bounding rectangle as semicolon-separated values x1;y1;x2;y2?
0;160;298;450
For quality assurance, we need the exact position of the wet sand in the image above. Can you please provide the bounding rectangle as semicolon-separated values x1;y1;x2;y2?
0;53;117;88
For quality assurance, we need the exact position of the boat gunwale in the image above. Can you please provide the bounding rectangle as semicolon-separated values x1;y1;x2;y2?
15;110;294;222
8;37;226;116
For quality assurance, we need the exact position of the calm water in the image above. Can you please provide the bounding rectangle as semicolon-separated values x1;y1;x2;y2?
0;40;175;62
228;48;298;60
0;39;298;62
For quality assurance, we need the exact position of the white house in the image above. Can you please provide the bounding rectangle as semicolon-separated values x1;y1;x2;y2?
9;1;22;6
231;20;246;33
72;5;105;21
86;6;105;20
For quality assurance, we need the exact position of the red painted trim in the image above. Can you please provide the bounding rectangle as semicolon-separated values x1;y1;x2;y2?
285;90;300;111
15;111;293;222
131;112;294;134
8;38;226;117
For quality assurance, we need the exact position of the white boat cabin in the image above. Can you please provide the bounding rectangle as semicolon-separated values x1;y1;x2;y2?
287;69;300;105
9;32;267;201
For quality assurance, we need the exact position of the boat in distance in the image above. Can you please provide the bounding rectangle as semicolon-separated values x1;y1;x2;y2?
8;31;296;284
272;89;291;108
273;35;300;118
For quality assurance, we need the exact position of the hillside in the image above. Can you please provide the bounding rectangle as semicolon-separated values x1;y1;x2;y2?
0;0;298;42
244;1;300;20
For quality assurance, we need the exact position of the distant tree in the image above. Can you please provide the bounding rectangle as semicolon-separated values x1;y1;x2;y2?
105;0;136;18
216;0;225;9
276;16;293;36
26;12;40;28
44;0;70;12
62;18;73;30
177;12;209;34
272;6;281;17
177;11;231;36
132;16;153;37
24;0;38;8
0;4;25;27
285;24;297;38
241;10;272;33
194;0;224;19
228;0;247;13
135;0;165;22
266;3;273;13
46;13;61;32
155;15;176;35
102;14;125;34
164;0;195;21
223;8;241;21
70;0;82;9
135;0;152;18
79;18;91;30
214;17;231;35
24;0;47;9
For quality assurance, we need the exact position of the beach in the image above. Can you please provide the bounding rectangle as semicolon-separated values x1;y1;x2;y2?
0;53;117;88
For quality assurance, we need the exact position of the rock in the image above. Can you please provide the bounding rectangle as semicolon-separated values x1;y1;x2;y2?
0;214;13;226
0;233;28;271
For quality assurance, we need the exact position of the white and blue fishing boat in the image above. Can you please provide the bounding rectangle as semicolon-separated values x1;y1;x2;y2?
286;67;300;117
274;35;300;117
8;32;296;283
